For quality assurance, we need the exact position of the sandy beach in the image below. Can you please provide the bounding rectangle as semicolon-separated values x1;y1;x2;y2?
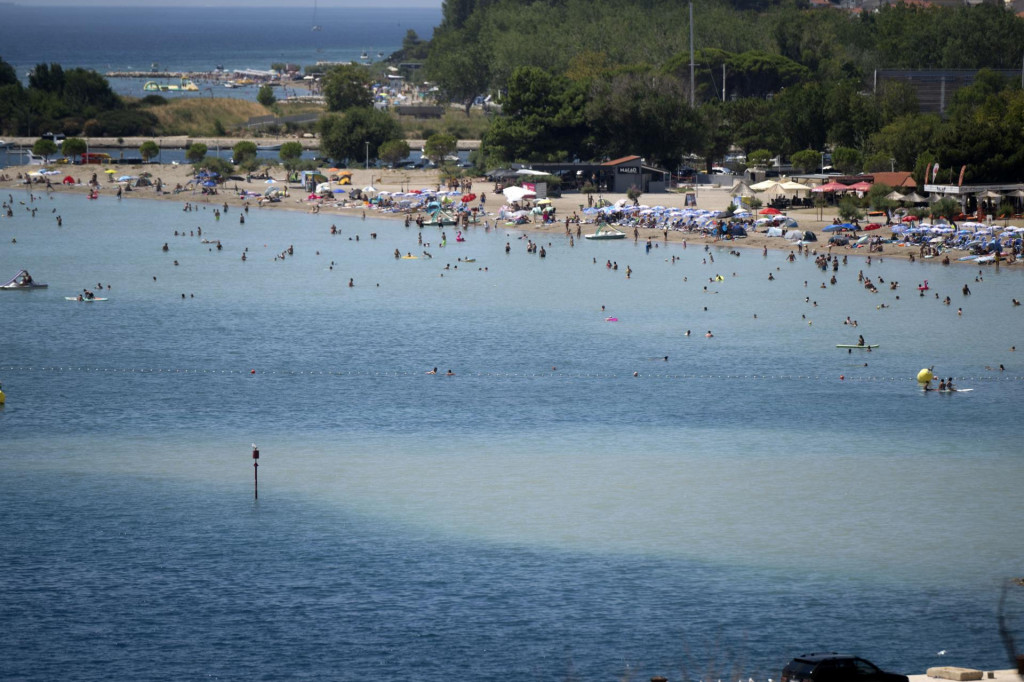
3;161;1020;267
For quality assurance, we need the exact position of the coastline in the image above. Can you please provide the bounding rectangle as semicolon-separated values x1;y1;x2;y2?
4;161;1019;267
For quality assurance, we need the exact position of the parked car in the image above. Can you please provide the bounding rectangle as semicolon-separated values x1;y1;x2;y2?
782;653;909;682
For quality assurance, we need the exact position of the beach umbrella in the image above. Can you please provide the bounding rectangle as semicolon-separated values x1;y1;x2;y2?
265;179;276;184
760;207;782;215
779;181;811;193
117;175;132;182
901;215;918;223
333;188;346;194
750;180;779;192
863;223;882;231
362;185;377;193
813;181;848;193
885;190;906;201
847;181;873;192
202;180;216;187
104;169;117;174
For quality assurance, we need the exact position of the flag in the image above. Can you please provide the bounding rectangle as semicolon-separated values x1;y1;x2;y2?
932;162;940;183
958;165;966;186
924;165;931;184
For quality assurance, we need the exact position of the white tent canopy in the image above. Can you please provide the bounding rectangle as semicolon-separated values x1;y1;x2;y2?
779;181;811;194
750;180;779;192
502;186;536;202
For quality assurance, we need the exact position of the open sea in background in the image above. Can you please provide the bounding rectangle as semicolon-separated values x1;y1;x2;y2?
0;5;442;97
1;190;1023;680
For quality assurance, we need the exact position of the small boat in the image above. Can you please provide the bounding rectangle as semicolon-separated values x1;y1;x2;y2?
584;226;626;240
256;143;282;151
1;270;47;289
835;344;879;349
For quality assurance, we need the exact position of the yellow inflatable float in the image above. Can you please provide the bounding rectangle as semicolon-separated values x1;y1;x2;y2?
916;368;934;385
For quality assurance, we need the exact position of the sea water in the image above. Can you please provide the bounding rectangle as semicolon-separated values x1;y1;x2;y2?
1;191;1022;681
0;6;442;82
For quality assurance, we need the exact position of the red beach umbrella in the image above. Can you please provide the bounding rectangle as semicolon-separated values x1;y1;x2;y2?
760;207;782;215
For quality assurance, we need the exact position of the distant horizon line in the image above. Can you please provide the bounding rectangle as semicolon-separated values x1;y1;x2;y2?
5;2;441;7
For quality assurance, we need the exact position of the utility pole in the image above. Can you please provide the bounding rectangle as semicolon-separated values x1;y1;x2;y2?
689;2;695;108
722;63;726;102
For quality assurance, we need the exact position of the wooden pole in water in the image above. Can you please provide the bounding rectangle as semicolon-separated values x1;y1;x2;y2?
252;444;260;500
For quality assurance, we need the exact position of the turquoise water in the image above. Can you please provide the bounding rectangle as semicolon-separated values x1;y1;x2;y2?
1;191;1022;680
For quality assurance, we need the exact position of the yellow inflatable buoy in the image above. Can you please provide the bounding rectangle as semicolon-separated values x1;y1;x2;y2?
916;368;934;384
0;386;5;405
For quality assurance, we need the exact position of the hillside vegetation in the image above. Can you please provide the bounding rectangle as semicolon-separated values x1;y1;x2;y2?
145;98;272;137
421;0;1024;182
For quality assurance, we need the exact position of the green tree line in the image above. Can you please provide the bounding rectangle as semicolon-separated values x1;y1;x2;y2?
423;0;1024;181
0;60;160;137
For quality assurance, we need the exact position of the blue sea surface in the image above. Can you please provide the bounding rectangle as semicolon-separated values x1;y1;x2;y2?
1;191;1023;680
0;5;441;85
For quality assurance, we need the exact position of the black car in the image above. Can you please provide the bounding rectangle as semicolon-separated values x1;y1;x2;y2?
782;653;909;682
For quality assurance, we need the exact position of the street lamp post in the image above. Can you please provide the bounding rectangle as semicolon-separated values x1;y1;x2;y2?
365;141;369;170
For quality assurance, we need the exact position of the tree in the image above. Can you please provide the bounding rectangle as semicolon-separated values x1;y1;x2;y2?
378;139;410;167
318;107;402;163
865;183;896;211
257;84;276;107
139;140;160;163
321;64;373;112
832;147;863;175
426;26;490;115
32;138;58;161
585;71;704;170
484;66;588;163
196;156;235;177
838;196;864;222
61;137;87;163
931;196;961;220
423;133;457;166
790;149;821;174
186;143;208;164
232;141;258;165
748;149;773;167
279;141;304;169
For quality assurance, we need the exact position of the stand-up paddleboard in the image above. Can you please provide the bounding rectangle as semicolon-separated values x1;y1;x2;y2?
836;344;879;349
65;296;108;302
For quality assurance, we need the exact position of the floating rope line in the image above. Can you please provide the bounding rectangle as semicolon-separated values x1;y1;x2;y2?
0;365;1019;383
